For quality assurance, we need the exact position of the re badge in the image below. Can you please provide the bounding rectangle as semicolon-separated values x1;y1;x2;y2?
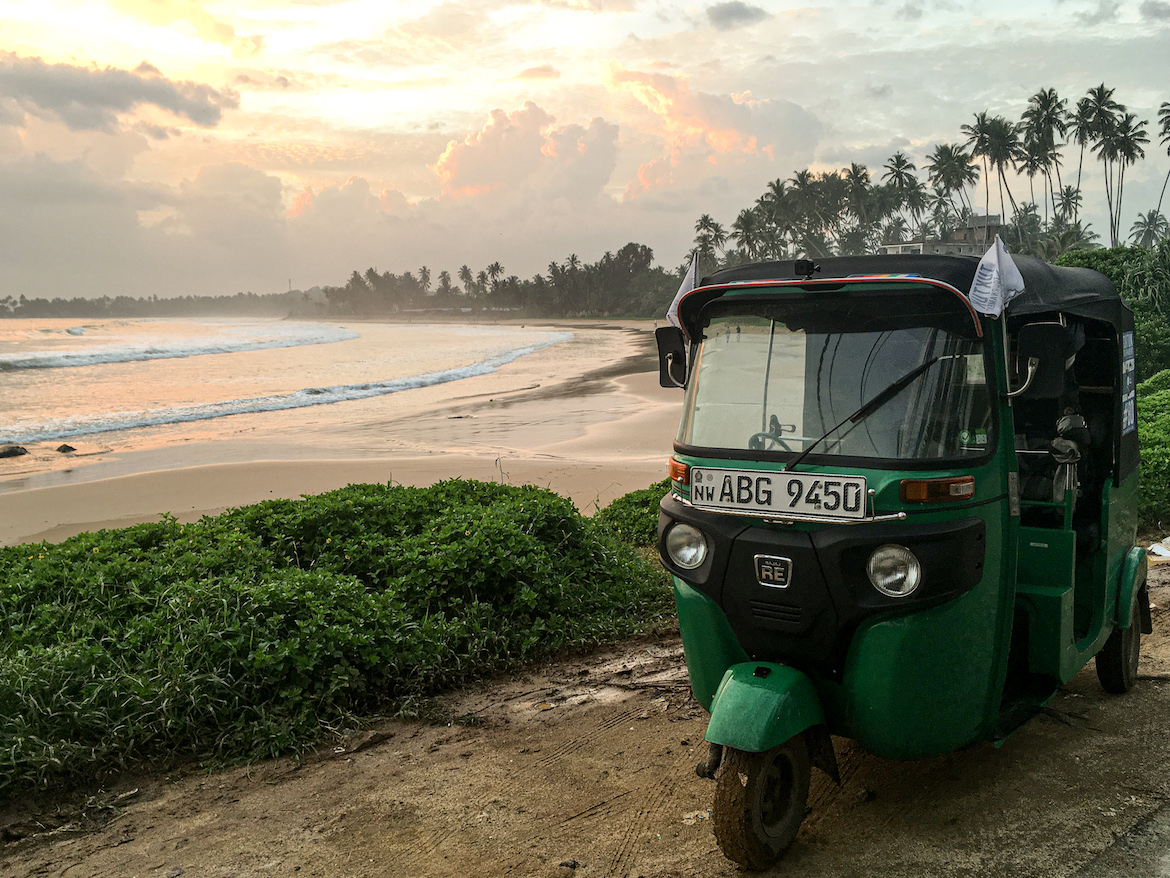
754;554;792;588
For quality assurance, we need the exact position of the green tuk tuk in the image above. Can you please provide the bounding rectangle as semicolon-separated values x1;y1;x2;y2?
654;254;1151;869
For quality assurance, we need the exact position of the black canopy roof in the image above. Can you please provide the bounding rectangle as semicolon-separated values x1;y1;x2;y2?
693;254;1132;333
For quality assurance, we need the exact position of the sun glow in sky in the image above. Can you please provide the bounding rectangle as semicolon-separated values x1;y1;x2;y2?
1;0;1169;299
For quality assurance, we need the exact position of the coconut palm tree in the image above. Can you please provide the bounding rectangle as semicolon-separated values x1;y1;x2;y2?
731;207;766;260
881;152;917;192
1084;84;1126;243
1021;87;1068;217
961;111;994;221
925;143;979;213
1130;211;1169;247
1112;113;1149;243
1017;138;1048;218
1036;222;1100;260
1067;96;1097;221
985;115;1023;219
694;214;728;263
1056;185;1083;223
1155;101;1170;218
1094;110;1149;245
458;264;474;297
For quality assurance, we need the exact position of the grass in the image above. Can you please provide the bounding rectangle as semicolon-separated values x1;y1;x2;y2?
0;479;672;801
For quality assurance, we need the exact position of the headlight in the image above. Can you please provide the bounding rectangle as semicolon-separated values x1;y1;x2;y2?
866;544;921;598
665;523;708;570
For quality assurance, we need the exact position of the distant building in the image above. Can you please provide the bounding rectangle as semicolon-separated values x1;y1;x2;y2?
880;215;1001;256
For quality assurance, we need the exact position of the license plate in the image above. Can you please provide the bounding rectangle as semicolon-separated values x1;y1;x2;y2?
689;468;867;520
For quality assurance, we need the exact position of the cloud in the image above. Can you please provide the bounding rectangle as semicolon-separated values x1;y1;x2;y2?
513;65;561;80
110;0;264;56
1075;0;1121;25
609;68;820;165
0;55;238;132
706;2;768;30
1140;0;1170;19
429;102;618;203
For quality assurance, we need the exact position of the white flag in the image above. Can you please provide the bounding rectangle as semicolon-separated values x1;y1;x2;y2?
968;235;1025;317
666;255;698;336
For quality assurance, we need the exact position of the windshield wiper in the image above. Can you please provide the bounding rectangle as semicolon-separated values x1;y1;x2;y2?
786;356;941;472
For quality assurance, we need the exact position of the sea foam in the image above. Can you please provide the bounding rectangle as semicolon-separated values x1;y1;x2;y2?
0;332;572;444
0;323;360;371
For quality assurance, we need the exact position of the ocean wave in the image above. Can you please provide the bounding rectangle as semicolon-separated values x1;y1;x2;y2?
0;323;360;371
0;332;572;444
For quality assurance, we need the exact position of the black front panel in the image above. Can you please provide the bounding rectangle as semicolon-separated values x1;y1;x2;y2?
721;528;838;669
661;494;988;678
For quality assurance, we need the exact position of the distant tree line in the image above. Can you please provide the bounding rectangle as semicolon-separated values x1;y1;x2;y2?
0;291;304;319
0;244;682;321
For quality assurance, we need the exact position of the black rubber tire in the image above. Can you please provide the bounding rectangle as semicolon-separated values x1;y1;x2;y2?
1096;596;1141;694
712;738;810;870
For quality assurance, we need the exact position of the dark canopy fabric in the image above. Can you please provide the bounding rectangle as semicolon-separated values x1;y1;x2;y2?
694;254;1133;334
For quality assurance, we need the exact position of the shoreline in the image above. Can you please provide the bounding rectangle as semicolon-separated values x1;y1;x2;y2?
0;320;681;546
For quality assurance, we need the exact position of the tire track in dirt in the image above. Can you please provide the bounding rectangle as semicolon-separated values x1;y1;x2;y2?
534;705;645;768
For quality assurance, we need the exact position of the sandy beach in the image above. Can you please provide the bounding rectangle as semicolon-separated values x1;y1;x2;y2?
0;320;682;546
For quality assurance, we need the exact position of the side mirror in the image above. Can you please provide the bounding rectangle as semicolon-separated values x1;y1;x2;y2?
1010;322;1068;399
655;326;687;388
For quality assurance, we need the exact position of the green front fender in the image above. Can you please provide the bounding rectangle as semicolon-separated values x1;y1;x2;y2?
704;662;825;753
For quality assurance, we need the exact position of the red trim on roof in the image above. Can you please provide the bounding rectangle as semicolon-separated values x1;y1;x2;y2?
678;275;984;338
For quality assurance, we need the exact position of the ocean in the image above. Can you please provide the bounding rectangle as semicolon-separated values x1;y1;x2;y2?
0;318;572;449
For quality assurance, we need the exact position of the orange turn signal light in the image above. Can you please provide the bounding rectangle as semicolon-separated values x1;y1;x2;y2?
669;458;690;485
900;476;975;503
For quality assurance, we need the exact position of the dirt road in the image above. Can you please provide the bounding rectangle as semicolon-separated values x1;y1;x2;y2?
4;568;1169;878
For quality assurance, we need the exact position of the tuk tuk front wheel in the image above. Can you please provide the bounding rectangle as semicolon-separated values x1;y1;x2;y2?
712;737;810;870
1095;599;1141;694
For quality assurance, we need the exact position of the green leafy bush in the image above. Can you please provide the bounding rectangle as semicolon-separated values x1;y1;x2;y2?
594;478;671;548
0;480;672;800
1137;379;1170;527
1057;244;1170;381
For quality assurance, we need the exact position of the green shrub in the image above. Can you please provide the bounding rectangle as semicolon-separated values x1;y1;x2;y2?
594;478;671;548
1138;387;1170;527
1138;368;1170;398
0;480;672;799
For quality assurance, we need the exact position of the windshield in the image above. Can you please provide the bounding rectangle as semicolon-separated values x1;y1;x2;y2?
677;290;994;463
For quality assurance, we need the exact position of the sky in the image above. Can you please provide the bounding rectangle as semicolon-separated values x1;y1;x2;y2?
1;0;1169;300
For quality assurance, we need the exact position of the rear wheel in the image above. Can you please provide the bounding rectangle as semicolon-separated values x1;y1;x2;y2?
1096;593;1142;694
712;737;810;870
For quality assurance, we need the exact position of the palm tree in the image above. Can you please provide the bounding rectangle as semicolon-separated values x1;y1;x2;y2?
694;214;728;263
1036;221;1100;260
756;179;794;258
1112;113;1149;244
1094;110;1149;245
984;115;1022;219
881;152;917;192
1155;101;1170;218
925;143;978;213
731;207;766;260
480;261;501;304
1017;138;1047;218
1067;96;1098;221
1130;210;1169;247
880;216;909;245
458;264;474;297
1021;87;1068;217
959;110;996;223
1056;185;1083;223
1084;84;1125;243
417;265;431;294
